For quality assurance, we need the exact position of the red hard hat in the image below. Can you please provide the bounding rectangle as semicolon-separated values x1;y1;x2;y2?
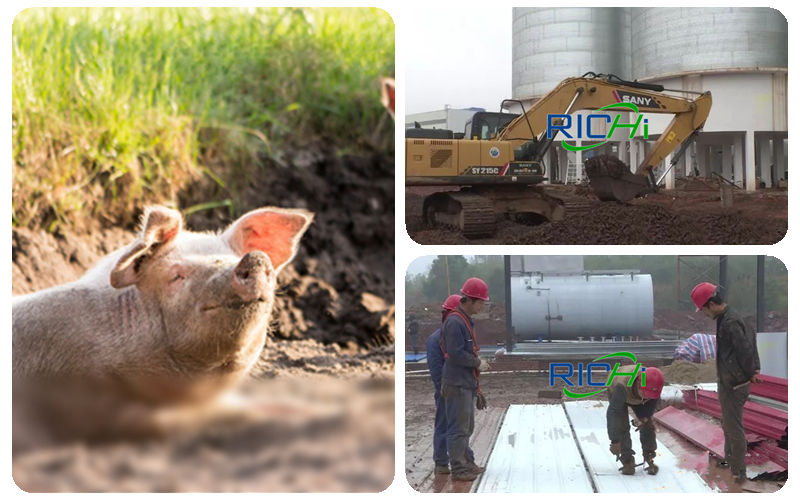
641;367;664;399
460;277;490;301
690;282;717;311
442;294;462;311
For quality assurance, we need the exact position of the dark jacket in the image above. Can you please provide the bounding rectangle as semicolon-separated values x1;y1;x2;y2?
425;328;444;392
606;365;658;443
441;307;480;389
716;306;761;388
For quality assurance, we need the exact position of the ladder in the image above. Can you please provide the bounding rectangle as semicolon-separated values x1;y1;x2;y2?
565;161;585;184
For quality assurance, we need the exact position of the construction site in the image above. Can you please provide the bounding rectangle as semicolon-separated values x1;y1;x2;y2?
404;255;787;493
405;8;787;245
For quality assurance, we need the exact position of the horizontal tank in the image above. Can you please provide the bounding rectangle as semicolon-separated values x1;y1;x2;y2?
510;273;653;340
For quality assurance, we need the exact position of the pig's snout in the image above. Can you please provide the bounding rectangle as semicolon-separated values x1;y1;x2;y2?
231;251;272;302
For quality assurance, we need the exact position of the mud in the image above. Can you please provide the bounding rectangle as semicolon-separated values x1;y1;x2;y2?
12;147;395;492
407;185;787;245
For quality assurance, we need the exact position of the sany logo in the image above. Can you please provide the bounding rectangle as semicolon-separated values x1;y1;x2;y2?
547;102;649;152
549;351;648;399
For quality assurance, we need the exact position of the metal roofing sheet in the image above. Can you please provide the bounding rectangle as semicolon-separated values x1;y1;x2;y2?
749;374;788;402
653;406;786;480
475;404;594;493
564;400;715;493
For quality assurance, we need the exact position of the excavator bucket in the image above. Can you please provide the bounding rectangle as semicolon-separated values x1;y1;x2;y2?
584;155;654;202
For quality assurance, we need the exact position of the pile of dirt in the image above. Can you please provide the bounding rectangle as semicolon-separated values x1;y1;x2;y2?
407;188;787;245
661;359;718;385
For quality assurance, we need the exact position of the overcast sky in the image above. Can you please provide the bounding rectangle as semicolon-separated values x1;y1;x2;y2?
404;6;512;115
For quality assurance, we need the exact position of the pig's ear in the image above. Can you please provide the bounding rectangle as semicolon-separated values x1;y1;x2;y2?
222;207;313;274
110;206;183;288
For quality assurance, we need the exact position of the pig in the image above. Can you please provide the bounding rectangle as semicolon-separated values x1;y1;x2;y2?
12;205;313;445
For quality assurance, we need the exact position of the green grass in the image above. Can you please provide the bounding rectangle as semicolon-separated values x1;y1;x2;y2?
12;7;395;230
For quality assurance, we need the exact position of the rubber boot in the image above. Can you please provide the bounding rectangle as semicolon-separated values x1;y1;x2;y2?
621;458;636;475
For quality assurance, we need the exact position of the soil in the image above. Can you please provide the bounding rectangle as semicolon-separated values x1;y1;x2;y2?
661;359;718;385
406;184;787;245
12;146;394;492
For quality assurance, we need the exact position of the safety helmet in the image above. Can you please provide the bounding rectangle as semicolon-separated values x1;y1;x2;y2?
690;282;717;311
460;277;490;301
442;294;462;311
641;367;664;399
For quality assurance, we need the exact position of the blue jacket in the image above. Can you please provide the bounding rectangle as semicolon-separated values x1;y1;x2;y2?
441;308;480;389
425;328;445;392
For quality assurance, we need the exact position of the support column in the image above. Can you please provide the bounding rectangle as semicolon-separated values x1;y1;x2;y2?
722;145;733;183
758;135;773;187
773;138;786;182
664;152;675;189
558;148;569;183
630;140;640;172
744;130;756;192
700;144;711;177
733;134;745;190
574;141;583;182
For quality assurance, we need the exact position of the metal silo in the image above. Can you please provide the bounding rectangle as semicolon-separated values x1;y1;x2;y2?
630;7;788;79
512;8;628;99
510;273;654;340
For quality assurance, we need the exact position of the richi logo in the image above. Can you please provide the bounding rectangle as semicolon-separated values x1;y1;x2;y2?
549;351;647;399
547;91;658;152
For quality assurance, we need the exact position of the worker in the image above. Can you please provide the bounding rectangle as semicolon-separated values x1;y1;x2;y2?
425;294;475;475
607;365;665;475
441;277;491;482
691;282;761;483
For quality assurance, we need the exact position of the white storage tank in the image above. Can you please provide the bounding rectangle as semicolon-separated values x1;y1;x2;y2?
510;272;653;340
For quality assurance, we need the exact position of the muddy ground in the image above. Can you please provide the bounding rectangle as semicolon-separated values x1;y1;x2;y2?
12;148;395;492
406;184;787;245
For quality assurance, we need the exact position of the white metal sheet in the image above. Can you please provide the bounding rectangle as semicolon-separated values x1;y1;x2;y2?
564;400;716;493
475;404;594;493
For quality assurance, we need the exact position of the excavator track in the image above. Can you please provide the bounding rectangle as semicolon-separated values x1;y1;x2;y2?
423;191;495;239
540;185;601;219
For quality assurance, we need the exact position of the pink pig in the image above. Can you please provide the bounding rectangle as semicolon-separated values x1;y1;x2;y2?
12;205;312;442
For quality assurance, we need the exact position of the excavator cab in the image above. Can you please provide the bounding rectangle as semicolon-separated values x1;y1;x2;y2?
464;111;519;140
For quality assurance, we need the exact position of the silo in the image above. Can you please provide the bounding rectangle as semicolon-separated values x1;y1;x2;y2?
630;8;788;80
512;8;628;100
510;273;653;340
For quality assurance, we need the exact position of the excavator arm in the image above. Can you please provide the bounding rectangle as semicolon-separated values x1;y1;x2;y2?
498;74;712;201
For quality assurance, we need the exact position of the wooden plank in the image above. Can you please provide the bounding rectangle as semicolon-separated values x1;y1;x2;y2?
408;406;505;493
475;405;594;493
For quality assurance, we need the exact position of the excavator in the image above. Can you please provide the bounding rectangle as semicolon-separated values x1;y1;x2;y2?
406;73;712;238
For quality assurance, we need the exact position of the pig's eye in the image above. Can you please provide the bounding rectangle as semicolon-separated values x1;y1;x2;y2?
170;272;184;283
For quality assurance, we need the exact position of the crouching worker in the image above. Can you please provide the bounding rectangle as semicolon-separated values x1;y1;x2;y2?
606;365;664;475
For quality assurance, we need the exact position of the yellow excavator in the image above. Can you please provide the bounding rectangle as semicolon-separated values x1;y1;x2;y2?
406;73;712;238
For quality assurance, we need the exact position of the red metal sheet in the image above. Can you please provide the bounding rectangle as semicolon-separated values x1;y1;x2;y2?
683;389;787;440
654;406;725;457
752;442;788;469
750;375;788;403
654;407;787;474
